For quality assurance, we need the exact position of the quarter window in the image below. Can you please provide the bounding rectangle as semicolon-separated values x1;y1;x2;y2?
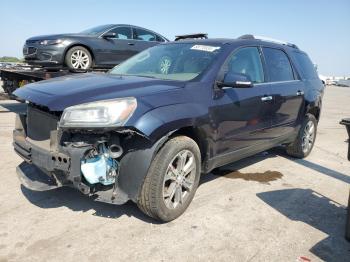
133;28;156;41
292;51;318;80
108;27;132;39
226;47;264;83
263;47;294;82
156;34;166;42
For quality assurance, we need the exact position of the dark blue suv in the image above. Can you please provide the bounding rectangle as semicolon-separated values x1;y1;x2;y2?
13;35;324;221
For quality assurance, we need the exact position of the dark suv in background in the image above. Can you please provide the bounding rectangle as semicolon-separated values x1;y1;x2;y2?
14;35;324;221
23;24;168;70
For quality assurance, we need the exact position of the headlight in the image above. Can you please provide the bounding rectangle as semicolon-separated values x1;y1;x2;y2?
39;39;63;45
59;97;137;128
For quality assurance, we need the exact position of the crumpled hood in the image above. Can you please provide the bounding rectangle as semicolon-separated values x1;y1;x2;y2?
14;73;184;111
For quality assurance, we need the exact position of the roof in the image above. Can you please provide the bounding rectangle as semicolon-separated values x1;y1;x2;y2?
166;37;300;51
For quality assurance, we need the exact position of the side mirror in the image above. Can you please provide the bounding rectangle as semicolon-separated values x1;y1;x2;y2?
103;32;117;39
217;72;253;88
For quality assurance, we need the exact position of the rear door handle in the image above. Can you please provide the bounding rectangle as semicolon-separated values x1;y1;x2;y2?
127;42;135;46
261;95;273;102
296;90;304;96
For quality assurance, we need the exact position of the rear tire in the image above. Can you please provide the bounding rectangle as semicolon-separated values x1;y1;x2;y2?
137;136;201;222
65;46;92;70
286;114;317;158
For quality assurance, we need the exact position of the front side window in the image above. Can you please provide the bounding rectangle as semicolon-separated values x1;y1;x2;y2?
263;47;294;82
226;47;264;83
133;28;156;41
109;43;222;81
108;27;132;39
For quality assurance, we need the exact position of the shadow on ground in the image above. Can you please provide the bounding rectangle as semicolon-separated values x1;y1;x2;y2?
257;188;350;261
21;150;282;224
20;146;350;237
273;147;350;184
21;186;158;223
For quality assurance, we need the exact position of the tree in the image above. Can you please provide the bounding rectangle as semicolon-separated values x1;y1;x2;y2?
0;56;22;63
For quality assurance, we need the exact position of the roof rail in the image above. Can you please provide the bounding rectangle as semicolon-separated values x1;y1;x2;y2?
238;34;299;49
175;33;208;41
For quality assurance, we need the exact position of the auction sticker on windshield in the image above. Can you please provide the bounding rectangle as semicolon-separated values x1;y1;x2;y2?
191;45;221;52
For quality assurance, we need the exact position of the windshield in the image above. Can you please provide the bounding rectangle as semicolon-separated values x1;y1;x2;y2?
80;24;113;35
109;43;222;81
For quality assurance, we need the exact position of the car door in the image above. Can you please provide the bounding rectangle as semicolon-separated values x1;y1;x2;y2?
97;26;134;65
212;46;275;157
261;47;305;136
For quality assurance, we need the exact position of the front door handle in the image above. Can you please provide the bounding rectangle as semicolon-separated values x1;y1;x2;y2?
127;42;135;46
261;95;273;102
296;90;304;96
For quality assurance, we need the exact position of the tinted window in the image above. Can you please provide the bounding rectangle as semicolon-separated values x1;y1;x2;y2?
108;27;132;39
263;48;294;82
156;34;166;42
226;47;264;83
133;28;156;41
292;52;318;80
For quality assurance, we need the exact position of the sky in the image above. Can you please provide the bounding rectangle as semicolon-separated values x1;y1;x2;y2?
0;0;349;76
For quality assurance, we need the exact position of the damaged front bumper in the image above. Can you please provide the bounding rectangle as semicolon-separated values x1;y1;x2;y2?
14;124;130;204
13;106;166;205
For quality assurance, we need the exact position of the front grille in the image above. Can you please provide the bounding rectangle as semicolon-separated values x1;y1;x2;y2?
27;106;59;141
23;46;37;55
28;47;37;54
26;40;39;44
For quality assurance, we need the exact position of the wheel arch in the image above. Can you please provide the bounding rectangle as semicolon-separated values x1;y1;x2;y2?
169;126;208;164
304;87;323;122
63;43;95;66
117;125;209;202
307;106;321;121
305;98;322;122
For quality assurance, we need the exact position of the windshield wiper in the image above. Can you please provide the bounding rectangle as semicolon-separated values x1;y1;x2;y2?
124;74;158;79
137;75;158;79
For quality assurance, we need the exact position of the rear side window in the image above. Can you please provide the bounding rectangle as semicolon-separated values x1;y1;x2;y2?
292;52;318;80
133;28;156;41
226;47;264;83
263;47;294;82
108;27;132;39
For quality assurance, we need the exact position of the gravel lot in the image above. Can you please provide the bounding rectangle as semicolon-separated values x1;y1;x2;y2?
0;85;349;261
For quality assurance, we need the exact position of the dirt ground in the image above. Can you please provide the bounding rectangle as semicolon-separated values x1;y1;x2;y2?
0;85;349;261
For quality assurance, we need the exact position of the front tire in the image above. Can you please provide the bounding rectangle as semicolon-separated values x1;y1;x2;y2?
65;46;92;70
137;136;201;222
286;114;317;158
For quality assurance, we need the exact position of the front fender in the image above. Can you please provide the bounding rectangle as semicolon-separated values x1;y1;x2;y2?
62;41;96;63
133;103;208;142
117;133;170;202
117;103;208;202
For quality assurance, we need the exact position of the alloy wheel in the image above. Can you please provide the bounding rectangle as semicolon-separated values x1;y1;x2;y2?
302;120;315;153
162;150;196;209
70;50;90;69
